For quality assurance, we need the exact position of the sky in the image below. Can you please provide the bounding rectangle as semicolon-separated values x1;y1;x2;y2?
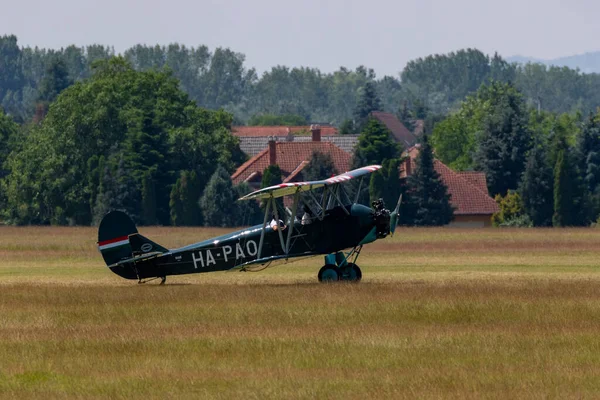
1;0;599;77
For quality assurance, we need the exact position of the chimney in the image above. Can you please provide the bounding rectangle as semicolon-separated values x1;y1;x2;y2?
310;124;321;142
268;136;277;165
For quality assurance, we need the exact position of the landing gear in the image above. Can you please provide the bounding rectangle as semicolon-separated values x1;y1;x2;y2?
318;247;363;283
340;263;362;282
160;276;166;285
318;264;340;282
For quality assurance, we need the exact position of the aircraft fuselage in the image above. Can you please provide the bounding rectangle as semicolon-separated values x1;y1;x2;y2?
109;204;383;280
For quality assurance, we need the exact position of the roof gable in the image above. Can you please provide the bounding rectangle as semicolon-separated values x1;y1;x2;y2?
434;161;499;215
231;141;351;185
370;111;416;147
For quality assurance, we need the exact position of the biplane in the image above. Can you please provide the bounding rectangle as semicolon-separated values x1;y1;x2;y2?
97;165;401;283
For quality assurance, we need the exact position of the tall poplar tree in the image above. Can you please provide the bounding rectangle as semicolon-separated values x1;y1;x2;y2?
553;150;574;227
519;141;553;226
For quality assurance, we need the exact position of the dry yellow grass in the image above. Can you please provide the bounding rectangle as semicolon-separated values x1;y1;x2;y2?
2;226;600;399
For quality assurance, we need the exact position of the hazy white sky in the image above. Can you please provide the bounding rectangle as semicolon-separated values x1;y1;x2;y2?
2;0;599;77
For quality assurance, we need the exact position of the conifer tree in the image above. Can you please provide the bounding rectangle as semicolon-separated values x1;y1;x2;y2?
354;118;401;166
180;170;203;225
200;166;239;227
261;165;283;209
577;113;600;193
519;141;553;226
353;81;382;132
303;151;337;181
404;136;454;226
369;158;403;210
235;182;263;226
261;165;282;188
473;82;532;196
38;57;73;102
170;170;203;226
553;150;574;227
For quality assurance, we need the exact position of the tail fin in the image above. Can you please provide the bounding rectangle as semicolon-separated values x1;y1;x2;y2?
97;211;138;266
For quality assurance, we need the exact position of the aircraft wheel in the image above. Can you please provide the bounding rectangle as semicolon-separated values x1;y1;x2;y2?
341;263;362;282
318;264;340;282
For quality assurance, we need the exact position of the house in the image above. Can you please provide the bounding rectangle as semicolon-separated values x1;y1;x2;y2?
231;126;352;189
231;125;358;156
401;146;499;227
370;111;417;148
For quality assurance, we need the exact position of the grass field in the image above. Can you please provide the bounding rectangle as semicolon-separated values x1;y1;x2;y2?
2;226;600;399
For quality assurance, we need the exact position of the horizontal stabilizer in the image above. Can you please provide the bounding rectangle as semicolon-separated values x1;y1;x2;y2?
129;233;168;256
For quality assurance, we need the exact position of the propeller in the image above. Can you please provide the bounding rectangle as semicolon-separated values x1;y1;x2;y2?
389;193;402;237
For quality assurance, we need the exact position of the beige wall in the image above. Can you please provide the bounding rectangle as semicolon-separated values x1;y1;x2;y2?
449;214;493;228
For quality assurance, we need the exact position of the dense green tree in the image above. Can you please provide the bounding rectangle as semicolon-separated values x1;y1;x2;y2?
0;35;24;100
261;165;282;188
0;109;18;170
303;151;337;181
576;113;600;191
353;118;401;166
401;49;493;113
338;119;356;135
353;81;382;132
404;137;454;226
170;170;202;226
473;82;532;196
397;101;415;132
552;149;575;226
199;166;239;227
169;177;183;226
2;57;242;225
235;182;262;226
260;164;283;210
519;141;554;226
141;171;158;225
369;158;403;210
38;57;73;102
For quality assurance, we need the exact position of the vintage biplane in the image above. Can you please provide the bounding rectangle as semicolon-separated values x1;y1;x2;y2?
97;165;401;284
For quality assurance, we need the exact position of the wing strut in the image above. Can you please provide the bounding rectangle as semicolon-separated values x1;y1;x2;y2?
257;198;271;259
331;185;350;215
285;190;300;254
354;177;364;204
272;197;286;253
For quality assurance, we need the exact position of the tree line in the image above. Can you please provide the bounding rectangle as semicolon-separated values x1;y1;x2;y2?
2;35;600;126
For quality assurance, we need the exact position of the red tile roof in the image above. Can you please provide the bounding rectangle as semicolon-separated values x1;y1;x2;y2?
232;126;338;137
231;141;351;185
370;111;416;147
434;161;499;215
402;147;499;216
457;171;489;195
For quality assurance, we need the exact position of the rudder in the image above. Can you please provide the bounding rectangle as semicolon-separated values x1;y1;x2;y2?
97;211;138;266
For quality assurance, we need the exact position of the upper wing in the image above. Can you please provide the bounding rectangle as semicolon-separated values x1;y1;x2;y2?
238;165;382;201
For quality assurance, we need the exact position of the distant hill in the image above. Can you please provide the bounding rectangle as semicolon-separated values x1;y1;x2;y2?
507;52;600;74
